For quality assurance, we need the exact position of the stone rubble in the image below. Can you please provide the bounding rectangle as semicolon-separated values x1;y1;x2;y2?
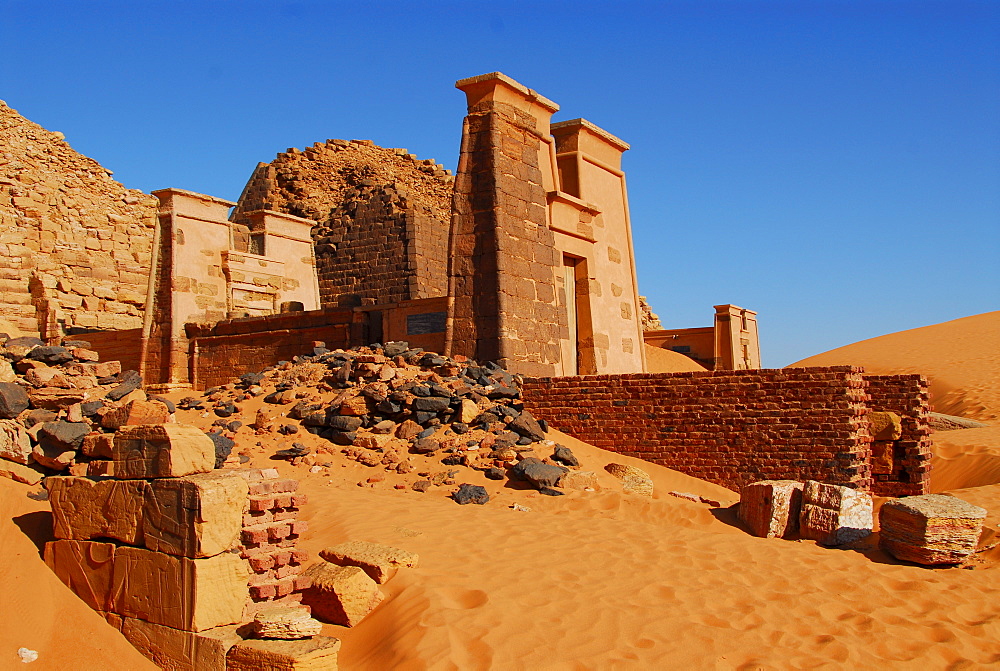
798;480;873;546
739;480;804;539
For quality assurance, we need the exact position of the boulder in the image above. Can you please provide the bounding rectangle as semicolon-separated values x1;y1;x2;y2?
38;420;91;451
251;607;322;640
453;483;490;505
510;459;566;489
508;411;545;441
551;444;579;467
0;381;29;418
739;480;804;538
319;540;418;584
604;462;654;497
799;480;873;546
301;562;384;627
879;494;987;565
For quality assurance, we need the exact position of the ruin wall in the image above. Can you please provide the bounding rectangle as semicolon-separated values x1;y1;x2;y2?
0;101;157;340
864;374;933;497
522;367;883;493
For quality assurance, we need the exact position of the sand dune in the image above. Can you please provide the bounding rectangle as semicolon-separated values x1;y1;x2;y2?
790;311;1000;422
643;344;709;373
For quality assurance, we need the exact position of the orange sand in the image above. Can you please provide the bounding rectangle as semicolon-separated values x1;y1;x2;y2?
643;343;709;373
4;312;1000;668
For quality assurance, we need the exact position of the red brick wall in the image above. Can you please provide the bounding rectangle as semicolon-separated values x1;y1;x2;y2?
522;367;875;493
864;374;932;496
83;328;143;374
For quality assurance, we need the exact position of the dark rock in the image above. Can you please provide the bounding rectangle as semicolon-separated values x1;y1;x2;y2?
372;419;396;434
214;403;236;418
328;415;362;432
509;411;546;441
376;399;401;414
538;419;549;433
415;427;436;440
384;341;409;357
327;430;356;446
441;454;464;466
0;382;30;418
484;467;506;480
21;408;56;427
539;487;565;497
412;480;432;493
414;411;437;424
227;421;243;432
38;421;90;450
302;412;329;427
473;411;501;426
510;459;567;489
552;445;580;467
106;370;142;401
79;401;104;417
429;384;453;398
516;436;534;446
207;432;236;467
289;401;322;419
5;336;44;348
410;385;431;398
412;396;449;413
451;422;469;435
27;346;74;365
487;385;519;400
177;396;203;410
453;483;489;505
62;339;92;349
412;438;440;454
274;443;310;459
238;372;264;387
278;424;299;435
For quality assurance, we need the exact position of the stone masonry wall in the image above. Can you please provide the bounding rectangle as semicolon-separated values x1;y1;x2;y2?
864;374;933;497
232;139;453;307
522;367;877;493
0;101;157;339
448;100;562;376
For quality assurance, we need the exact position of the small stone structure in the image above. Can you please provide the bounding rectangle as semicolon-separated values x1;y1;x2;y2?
644;304;761;371
879;494;986;565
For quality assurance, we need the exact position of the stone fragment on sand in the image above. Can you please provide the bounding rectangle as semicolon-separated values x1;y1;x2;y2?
319;540;418;584
144;471;249;558
739;480;804;539
799;480;872;546
301;562;384;627
0;458;45;485
879;494;987;565
508;410;545;441
0;418;32;464
453;483;489;504
0;381;29;418
100;399;171;430
47;476;147;544
510;458;566;489
551;444;580;467
868;411;903;441
604;462;654;497
560;470;599;491
252;607;323;639
112;423;215;479
225;636;341;671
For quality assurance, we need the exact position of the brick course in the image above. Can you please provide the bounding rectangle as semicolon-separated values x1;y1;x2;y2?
864;374;932;496
522;366;931;495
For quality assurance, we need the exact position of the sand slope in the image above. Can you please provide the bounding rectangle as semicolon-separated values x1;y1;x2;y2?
0;479;155;670
790;311;1000;422
644;344;709;373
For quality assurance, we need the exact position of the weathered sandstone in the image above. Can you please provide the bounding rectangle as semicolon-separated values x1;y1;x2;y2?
112;424;215;479
739;480;804;538
319;540;418;584
879;494;987;565
799;480;873;546
301;562;384;627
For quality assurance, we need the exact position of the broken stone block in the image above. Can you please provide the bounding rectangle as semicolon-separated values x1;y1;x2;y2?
252;606;322;639
301;562;383;627
31;442;76;470
81;433;114;458
457;399;479;424
112;424;215;479
47;476;147;545
0;458;45;485
0;381;29;418
560;470;599;491
225;636;341;671
100;399;171;430
0;418;32;464
879;494;987;565
113;545;248;632
37;420;91;451
117;617;242;671
604;462;654;497
739;480;804;539
144;471;249;558
868;411;903;441
28;387;88;410
319;540;418;584
799;480;873;546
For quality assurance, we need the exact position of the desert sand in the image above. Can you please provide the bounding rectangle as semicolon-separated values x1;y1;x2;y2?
643;344;709;373
4;312;1000;669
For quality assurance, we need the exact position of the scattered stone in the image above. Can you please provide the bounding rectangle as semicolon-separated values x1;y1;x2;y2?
739;480;804;538
551;444;579;467
412;480;432;492
879;494;987;565
799;480;873;546
604;462;654;497
207;432;236;468
0;381;29;418
252;607;322;640
453;483;490;505
319;540;418;584
510;459;566;490
301;562;384;627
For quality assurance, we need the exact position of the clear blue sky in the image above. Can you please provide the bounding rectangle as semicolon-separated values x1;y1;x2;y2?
2;1;997;366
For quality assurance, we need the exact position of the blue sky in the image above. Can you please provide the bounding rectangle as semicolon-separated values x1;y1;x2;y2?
2;1;997;366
